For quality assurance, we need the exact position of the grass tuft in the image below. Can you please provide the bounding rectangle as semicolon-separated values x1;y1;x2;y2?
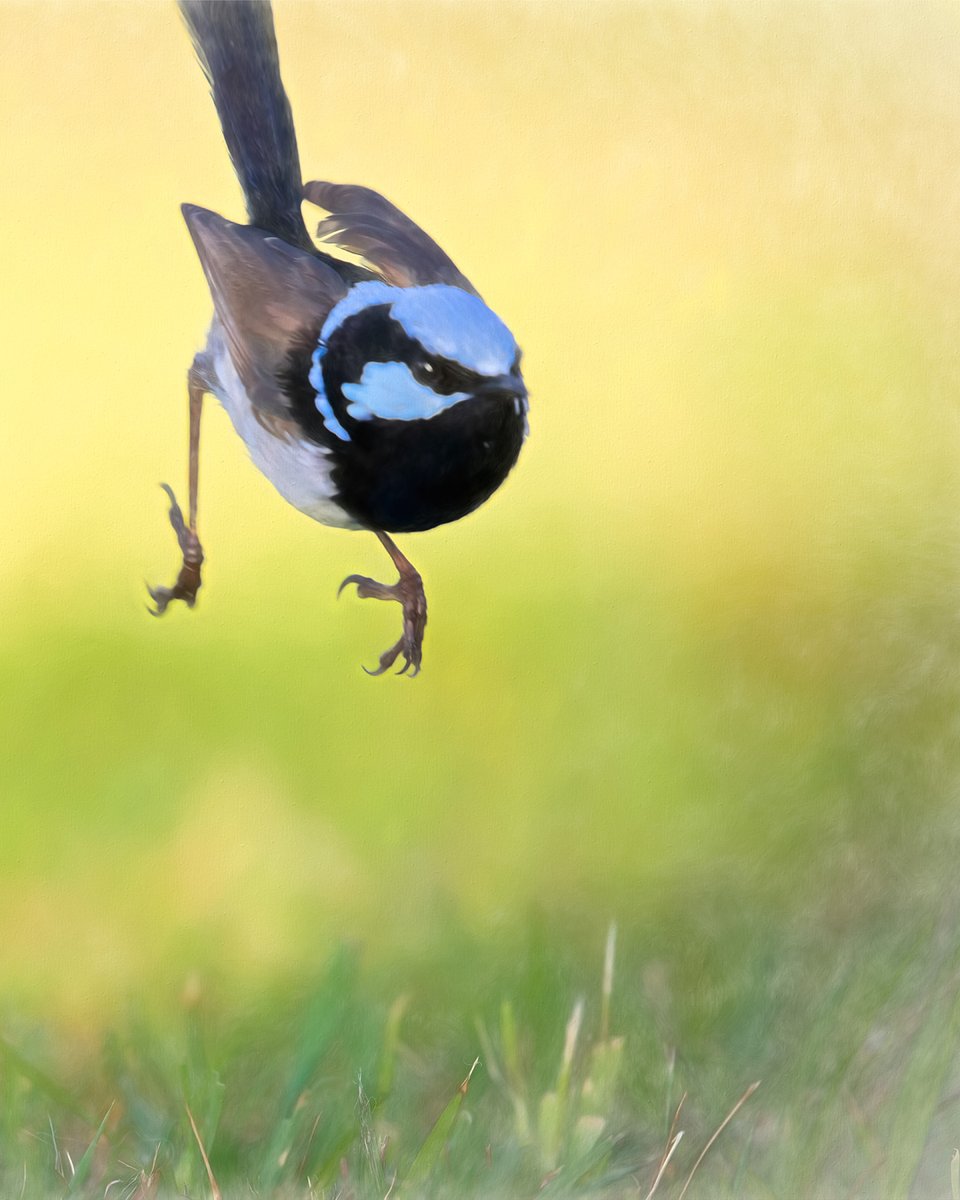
185;1102;222;1200
63;1104;113;1198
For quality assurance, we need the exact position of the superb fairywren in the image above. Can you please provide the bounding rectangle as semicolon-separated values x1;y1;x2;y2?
149;0;528;675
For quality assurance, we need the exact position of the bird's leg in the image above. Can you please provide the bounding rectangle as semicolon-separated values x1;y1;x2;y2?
148;363;206;615
340;531;428;676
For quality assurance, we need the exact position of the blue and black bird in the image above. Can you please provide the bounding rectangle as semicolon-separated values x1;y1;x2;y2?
149;0;528;675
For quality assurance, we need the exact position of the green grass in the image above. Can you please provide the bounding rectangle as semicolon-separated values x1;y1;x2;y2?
3;887;960;1198
0;931;776;1198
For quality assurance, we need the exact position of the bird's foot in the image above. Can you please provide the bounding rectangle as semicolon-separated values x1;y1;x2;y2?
147;484;204;615
339;565;427;677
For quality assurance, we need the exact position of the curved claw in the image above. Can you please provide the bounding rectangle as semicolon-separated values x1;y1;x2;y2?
150;484;203;616
146;583;169;617
340;541;427;677
159;483;189;544
360;632;421;678
338;574;365;598
362;638;405;676
146;580;198;616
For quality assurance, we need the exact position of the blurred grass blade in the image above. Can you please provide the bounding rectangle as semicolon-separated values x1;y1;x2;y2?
570;1113;606;1160
538;1090;562;1171
63;1102;113;1198
377;994;409;1099
281;946;360;1114
601;921;617;1042
952;1149;959;1200
677;1082;760;1200
646;1092;686;1199
645;1131;683;1200
261;946;360;1189
49;1116;62;1178
581;1036;624;1116
404;1058;478;1188
498;1000;532;1140
186;1100;222;1200
500;1001;521;1090
540;999;586;1170
358;1072;385;1192
556;999;584;1102
179;1064;224;1159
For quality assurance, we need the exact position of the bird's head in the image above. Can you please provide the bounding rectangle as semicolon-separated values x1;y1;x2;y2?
309;282;528;444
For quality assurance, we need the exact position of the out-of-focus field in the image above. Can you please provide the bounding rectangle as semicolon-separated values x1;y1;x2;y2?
3;2;960;1195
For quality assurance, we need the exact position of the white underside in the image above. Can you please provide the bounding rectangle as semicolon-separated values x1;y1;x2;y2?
202;323;361;530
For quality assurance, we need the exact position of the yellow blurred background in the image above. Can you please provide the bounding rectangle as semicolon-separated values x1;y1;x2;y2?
2;0;960;1027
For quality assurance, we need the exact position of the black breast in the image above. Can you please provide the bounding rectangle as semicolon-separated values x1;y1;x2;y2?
331;393;526;533
280;327;526;534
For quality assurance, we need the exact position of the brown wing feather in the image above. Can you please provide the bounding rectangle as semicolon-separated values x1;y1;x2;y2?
182;203;348;418
303;181;477;294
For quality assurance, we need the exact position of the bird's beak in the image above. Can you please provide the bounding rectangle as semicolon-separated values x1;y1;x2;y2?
477;373;528;404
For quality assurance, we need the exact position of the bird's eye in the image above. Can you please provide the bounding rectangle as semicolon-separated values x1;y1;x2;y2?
421;361;435;375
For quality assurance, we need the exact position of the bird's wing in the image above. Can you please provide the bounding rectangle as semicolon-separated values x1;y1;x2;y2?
303;181;478;295
183;204;348;419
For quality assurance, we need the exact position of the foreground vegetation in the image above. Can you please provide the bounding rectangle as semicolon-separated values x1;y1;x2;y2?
3;876;960;1199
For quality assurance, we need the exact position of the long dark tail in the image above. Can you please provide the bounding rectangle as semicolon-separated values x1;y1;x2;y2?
178;0;312;249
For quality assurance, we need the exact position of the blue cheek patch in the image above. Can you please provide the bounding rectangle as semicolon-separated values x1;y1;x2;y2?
342;361;469;424
310;344;351;442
